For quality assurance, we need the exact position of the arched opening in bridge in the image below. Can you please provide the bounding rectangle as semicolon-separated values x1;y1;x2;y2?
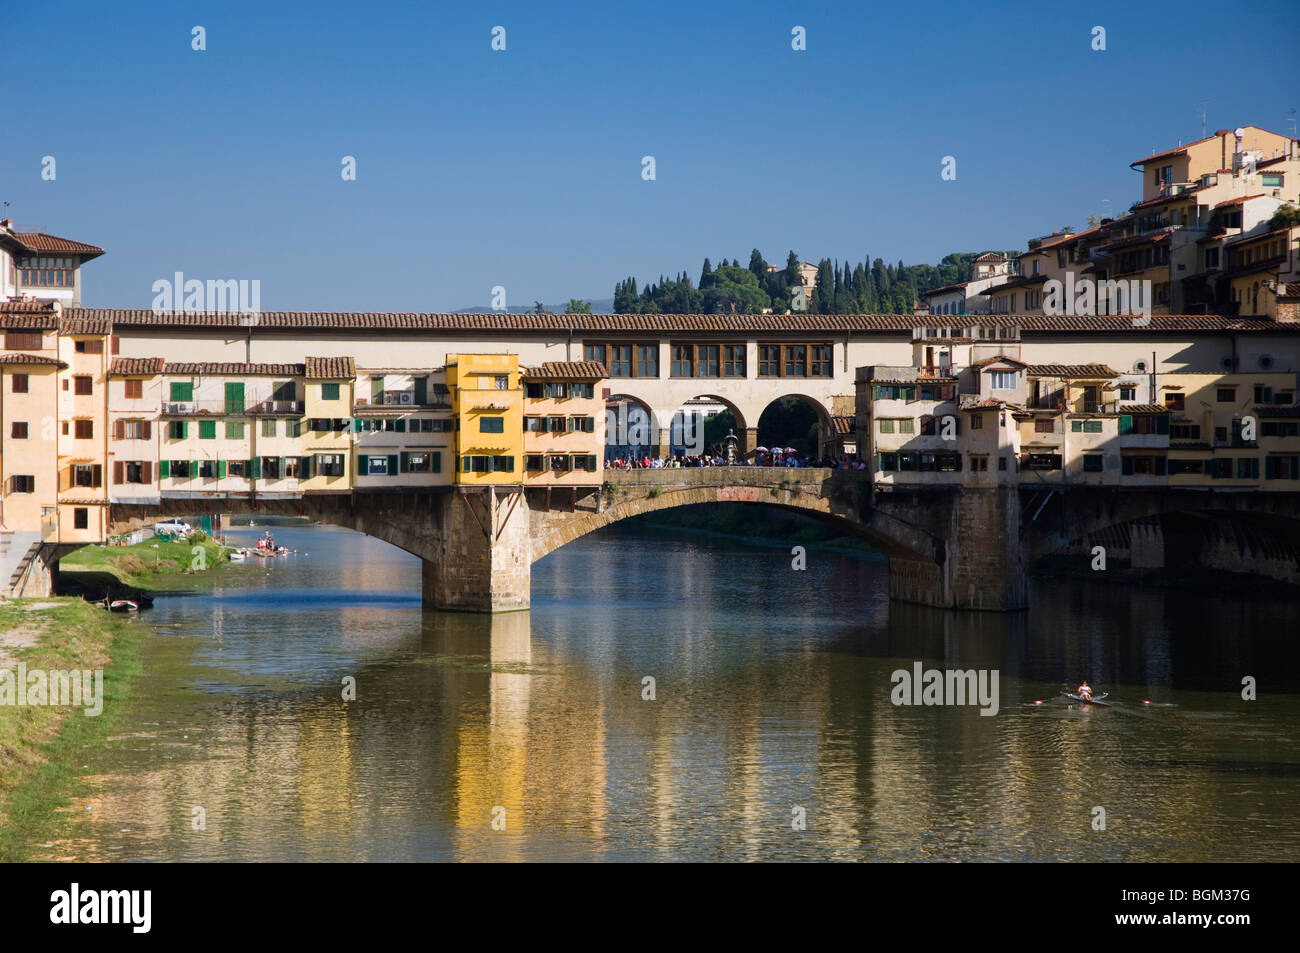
756;395;831;461
604;394;657;463
665;395;748;460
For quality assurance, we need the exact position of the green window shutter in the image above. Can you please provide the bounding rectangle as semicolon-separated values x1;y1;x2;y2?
1265;456;1277;479
1121;456;1134;475
1154;456;1167;476
180;421;189;439
225;381;244;412
400;452;409;472
874;452;882;471
588;455;597;471
170;381;193;401
432;452;441;473
353;418;362;433
1251;458;1260;479
251;456;260;477
159;460;170;478
358;454;368;473
301;455;314;479
1071;420;1082;432
199;420;216;439
395;419;406;433
1292;456;1300;480
217;460;227;478
1155;415;1169;435
1119;415;1133;435
414;378;427;404
388;454;399;475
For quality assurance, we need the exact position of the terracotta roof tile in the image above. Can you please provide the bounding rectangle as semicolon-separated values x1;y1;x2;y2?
0;311;60;330
62;309;1300;335
60;313;111;335
163;362;305;377
0;351;67;366
1214;194;1266;209
522;361;608;380
304;356;355;379
831;415;855;435
109;357;165;375
11;232;105;257
1120;404;1169;414
1024;364;1118;378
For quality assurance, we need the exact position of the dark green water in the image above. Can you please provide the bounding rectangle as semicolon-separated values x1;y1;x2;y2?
31;521;1300;861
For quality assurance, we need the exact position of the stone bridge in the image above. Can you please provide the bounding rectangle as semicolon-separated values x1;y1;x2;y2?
35;468;1300;611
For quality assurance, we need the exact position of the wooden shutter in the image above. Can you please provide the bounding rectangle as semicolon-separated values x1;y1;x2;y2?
1121;456;1134;475
395;419;406;432
142;461;152;484
387;454;398;475
400;452;409;472
1154;456;1166;476
1119;415;1133;435
1155;415;1169;435
358;454;368;473
113;461;124;484
111;334;120;355
92;464;103;487
217;460;227;479
588;454;597;471
142;420;151;440
114;419;125;440
431;452;440;473
159;460;170;479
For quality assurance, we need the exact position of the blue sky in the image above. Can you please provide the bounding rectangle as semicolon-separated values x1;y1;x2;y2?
3;0;1297;310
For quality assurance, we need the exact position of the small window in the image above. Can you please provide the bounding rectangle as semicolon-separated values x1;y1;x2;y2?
10;421;28;439
1034;419;1055;433
199;420;217;439
11;374;28;394
262;419;277;437
970;414;983;430
73;507;89;530
73;376;93;395
320;382;340;401
990;370;1017;390
494;375;509;390
1082;455;1104;472
226;421;245;439
75;419;94;439
480;416;505;433
125;379;143;399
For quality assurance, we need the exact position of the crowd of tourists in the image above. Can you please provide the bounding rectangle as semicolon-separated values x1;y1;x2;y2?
605;452;867;470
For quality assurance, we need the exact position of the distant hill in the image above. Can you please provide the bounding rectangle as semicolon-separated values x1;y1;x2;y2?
452;298;614;314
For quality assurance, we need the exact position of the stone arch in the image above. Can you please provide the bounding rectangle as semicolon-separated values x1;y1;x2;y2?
529;475;937;564
755;392;834;457
663;393;749;459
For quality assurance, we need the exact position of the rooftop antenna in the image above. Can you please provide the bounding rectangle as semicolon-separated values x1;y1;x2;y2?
1199;100;1208;138
1288;109;1297;139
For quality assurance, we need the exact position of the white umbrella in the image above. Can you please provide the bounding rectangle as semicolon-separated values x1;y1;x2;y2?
755;446;769;453
784;447;797;453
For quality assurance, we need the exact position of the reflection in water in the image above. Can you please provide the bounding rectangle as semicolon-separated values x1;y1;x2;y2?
37;522;1300;861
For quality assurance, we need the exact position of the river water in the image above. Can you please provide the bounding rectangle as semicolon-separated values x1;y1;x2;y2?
35;519;1300;862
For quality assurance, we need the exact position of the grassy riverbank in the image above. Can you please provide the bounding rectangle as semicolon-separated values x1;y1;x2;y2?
59;535;230;593
0;597;139;860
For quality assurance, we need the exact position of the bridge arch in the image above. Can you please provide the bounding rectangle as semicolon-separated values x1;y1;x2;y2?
755;393;833;458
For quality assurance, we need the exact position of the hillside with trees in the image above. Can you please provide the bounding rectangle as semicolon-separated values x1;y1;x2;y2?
612;249;1020;315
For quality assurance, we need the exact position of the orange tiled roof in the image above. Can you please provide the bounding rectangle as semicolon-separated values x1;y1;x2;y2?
1214;194;1266;209
10;232;104;258
522;361;608;380
60;309;1300;335
108;357;165;375
1120;404;1169;414
1024;364;1118;378
60;313;111;335
163;362;305;377
0;351;67;366
304;356;356;379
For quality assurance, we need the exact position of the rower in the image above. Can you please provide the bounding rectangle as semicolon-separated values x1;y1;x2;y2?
1077;681;1093;702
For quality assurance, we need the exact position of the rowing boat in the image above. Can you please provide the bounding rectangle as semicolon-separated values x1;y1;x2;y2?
1064;692;1110;707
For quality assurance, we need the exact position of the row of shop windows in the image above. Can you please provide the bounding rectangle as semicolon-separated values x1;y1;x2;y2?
583;343;834;378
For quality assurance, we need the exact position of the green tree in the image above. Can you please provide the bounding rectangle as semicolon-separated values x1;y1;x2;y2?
565;298;592;314
533;301;551;314
1267;203;1300;230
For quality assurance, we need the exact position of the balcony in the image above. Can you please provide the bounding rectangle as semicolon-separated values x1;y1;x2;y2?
162;399;302;416
356;391;452;410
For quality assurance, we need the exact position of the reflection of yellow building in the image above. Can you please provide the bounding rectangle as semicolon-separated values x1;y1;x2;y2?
447;354;523;485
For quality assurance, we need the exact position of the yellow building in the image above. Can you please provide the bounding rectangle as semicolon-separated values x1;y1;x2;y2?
447;354;523;484
521;361;606;486
300;357;355;492
55;313;111;542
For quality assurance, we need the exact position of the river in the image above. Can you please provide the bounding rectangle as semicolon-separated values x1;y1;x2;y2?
33;519;1300;861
